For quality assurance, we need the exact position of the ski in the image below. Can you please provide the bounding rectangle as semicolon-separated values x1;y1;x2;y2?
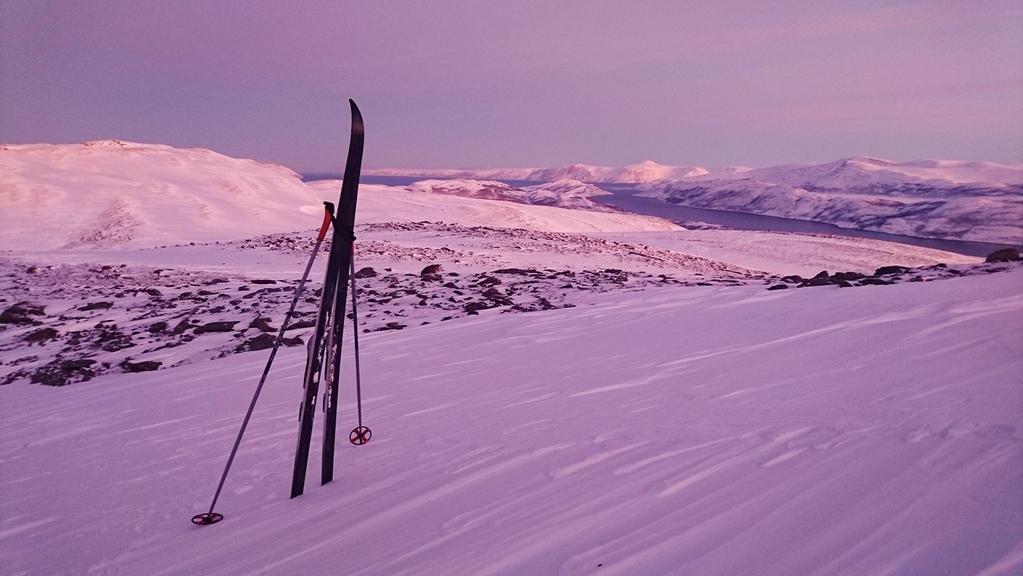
322;99;364;486
290;99;364;498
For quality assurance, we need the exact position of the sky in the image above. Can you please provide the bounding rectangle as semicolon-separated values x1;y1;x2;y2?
2;1;1021;172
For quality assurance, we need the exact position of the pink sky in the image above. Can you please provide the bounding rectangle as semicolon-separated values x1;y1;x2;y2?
1;1;1021;171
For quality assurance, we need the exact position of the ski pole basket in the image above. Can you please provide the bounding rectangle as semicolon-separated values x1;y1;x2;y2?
349;426;372;445
191;512;224;525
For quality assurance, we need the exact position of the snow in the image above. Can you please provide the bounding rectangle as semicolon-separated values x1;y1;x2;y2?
2;141;1021;575
0;141;322;250
600;230;980;276
2;263;1020;575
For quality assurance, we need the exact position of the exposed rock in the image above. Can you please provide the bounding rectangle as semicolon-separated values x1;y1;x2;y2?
354;267;378;279
79;301;113;311
482;287;514;306
251;279;278;285
249;317;275;332
286;319;316;331
194;321;239;334
172;319;193;334
767;284;789;291
986;248;1020;262
420;264;443;276
121;360;162;373
831;271;866;282
148;321;168;333
780;275;803;284
23;327;59;343
1;302;45;326
97;325;133;352
874;265;910;276
464;301;495;314
859;277;891;286
31;359;98;386
799;271;832;287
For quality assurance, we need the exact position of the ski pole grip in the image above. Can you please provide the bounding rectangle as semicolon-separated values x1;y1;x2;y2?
318;202;335;241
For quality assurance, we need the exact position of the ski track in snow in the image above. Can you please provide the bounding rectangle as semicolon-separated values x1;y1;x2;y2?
1;259;1021;575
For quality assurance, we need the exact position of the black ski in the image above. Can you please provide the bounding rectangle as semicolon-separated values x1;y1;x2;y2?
290;99;364;498
322;100;364;486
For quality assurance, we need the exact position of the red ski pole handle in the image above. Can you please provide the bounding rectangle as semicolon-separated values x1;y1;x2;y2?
318;202;335;241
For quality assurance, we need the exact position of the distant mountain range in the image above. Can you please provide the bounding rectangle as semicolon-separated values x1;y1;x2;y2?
3;141;1020;248
365;160;712;184
643;157;1023;245
368;156;1023;244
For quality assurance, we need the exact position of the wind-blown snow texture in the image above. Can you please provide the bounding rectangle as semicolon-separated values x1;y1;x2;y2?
2;265;1021;575
1;141;1020;576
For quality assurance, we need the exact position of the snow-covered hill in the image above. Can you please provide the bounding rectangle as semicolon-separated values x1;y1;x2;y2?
643;157;1023;245
0;141;324;250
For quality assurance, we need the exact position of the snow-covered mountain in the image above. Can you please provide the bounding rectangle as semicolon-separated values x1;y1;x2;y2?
0;141;323;250
365;160;709;184
643;157;1023;245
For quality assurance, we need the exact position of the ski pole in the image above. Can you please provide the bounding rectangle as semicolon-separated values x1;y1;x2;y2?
192;203;334;526
348;256;371;446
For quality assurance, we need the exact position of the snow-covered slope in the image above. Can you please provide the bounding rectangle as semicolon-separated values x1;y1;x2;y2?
405;178;618;212
643;157;1023;244
0;141;323;250
2;263;1020;575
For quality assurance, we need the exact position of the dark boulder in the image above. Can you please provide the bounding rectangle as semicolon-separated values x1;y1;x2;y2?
1;302;45;326
31;359;97;386
121;360;162;373
249;317;274;332
799;271;832;287
194;321;238;334
859;277;891;286
172;319;193;334
874;265;910;276
831;271;866;282
23;327;59;343
353;267;378;279
79;301;113;311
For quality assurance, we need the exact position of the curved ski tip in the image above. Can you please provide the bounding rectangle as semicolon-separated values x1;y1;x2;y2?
349;99;364;131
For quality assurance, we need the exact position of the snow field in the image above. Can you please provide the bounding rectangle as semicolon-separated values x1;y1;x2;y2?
2;267;1021;575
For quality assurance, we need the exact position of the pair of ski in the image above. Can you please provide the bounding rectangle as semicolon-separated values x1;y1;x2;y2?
192;100;367;525
291;98;367;498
